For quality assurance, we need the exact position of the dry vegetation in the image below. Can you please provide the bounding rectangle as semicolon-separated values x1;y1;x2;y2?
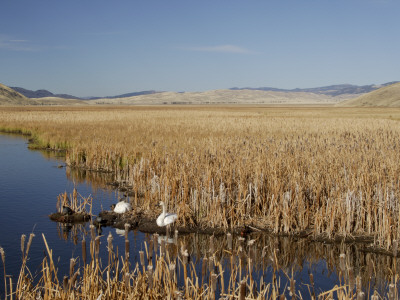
338;82;400;107
88;89;347;105
1;106;400;250
1;226;398;299
0;83;31;105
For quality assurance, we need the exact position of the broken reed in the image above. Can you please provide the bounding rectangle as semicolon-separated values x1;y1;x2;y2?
2;106;400;248
1;230;399;299
56;188;92;215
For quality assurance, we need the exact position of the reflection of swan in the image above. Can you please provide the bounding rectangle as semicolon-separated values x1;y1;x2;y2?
157;234;175;244
156;201;177;227
111;199;132;214
115;228;125;236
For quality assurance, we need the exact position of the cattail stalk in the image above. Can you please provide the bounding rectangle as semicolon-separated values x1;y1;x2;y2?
1;247;6;300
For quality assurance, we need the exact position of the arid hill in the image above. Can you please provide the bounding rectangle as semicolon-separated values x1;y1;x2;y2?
338;82;400;107
0;83;32;105
88;89;358;105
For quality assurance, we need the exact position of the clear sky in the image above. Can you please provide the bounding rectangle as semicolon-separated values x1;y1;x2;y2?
0;0;399;97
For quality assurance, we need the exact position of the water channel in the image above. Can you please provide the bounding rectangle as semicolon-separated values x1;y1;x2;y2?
0;133;396;298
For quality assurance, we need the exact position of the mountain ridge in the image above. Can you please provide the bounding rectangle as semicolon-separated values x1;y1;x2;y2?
10;82;399;100
231;82;399;97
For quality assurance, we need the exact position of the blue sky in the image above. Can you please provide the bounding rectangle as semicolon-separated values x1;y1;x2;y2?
0;0;399;97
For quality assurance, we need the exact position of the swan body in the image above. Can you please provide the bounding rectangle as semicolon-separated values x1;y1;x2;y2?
113;200;132;214
156;201;177;227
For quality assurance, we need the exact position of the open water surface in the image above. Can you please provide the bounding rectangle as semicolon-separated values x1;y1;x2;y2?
0;133;396;298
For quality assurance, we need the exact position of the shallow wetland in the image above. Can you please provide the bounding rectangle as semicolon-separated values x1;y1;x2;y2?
1;106;400;298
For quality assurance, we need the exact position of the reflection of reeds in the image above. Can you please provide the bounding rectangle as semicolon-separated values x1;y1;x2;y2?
56;222;87;244
1;231;399;299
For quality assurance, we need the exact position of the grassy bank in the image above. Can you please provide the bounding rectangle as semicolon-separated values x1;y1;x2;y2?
1;106;400;250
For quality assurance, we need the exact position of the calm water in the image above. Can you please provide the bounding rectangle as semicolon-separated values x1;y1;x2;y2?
0;133;395;298
0;134;146;296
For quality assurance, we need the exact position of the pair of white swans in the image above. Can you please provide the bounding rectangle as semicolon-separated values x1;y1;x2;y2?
112;199;177;227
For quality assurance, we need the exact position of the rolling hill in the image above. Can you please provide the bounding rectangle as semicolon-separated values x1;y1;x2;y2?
0;83;32;105
337;82;400;107
87;89;352;105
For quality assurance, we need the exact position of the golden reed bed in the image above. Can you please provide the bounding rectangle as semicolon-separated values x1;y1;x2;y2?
1;106;400;250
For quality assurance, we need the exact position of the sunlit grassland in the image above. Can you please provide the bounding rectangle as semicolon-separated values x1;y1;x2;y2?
1;106;400;250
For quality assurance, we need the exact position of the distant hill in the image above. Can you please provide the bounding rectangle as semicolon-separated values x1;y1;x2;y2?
85;90;160;100
338;82;400;107
11;86;160;100
11;87;81;99
87;89;349;105
0;83;32;105
3;81;399;106
231;82;399;97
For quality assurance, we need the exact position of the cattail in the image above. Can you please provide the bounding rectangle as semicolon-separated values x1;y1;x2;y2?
160;240;165;257
148;239;154;261
26;233;35;256
289;278;296;300
20;234;26;256
261;246;267;259
239;280;246;300
107;232;113;252
125;239;130;260
388;284;395;300
139;250;145;267
211;273;217;299
356;275;362;295
63;275;69;291
124;272;130;288
147;265;154;289
1;247;6;298
202;257;208;279
357;291;365;300
371;290;379;300
174;229;178;245
393;239;398;257
208;256;214;274
69;258;76;278
309;273;316;299
209;235;214;255
82;236;86;264
95;236;100;260
124;223;130;241
153;233;159;254
227;233;232;250
339;253;346;273
348;267;355;289
107;232;113;266
90;224;96;241
70;270;79;289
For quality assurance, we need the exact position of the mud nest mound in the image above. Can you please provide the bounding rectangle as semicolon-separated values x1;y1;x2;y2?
49;212;91;223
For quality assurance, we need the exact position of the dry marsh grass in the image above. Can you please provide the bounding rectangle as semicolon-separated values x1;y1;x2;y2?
1;106;400;250
1;229;398;299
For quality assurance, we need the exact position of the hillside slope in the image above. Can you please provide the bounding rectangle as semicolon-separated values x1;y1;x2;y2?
0;83;32;105
88;89;355;105
338;82;400;107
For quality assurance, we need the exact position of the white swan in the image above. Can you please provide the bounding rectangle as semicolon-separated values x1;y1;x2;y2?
112;199;132;214
156;201;177;227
